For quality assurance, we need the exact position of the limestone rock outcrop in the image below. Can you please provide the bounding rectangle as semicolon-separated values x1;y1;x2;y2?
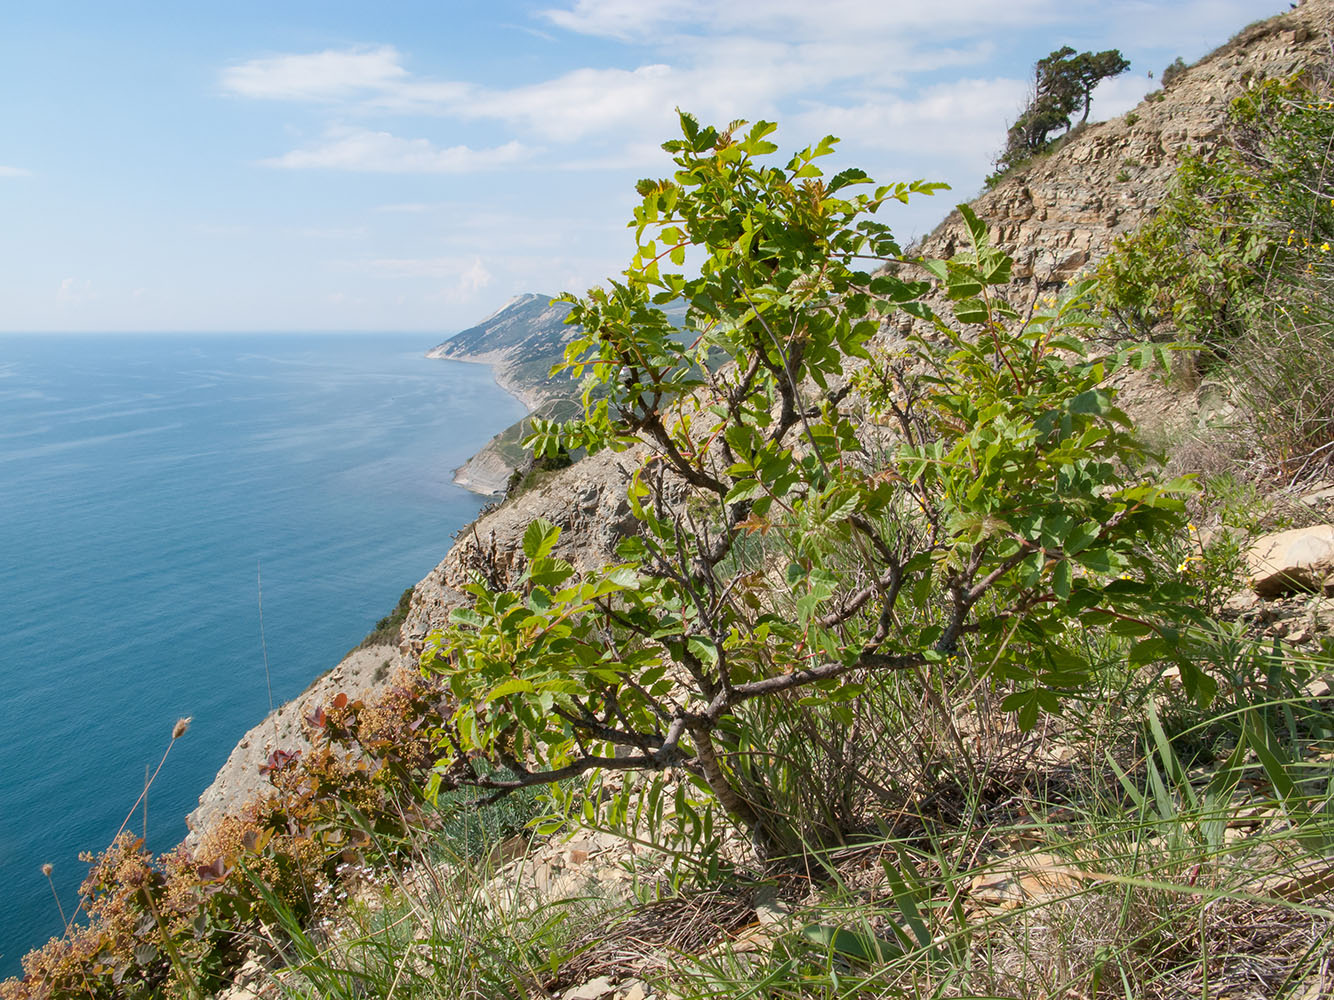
1246;524;1334;597
900;2;1334;315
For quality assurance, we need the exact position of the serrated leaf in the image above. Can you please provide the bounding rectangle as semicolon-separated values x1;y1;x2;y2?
485;678;535;703
522;518;561;561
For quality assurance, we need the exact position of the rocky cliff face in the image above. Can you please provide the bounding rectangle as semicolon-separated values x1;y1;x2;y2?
427;292;575;411
184;643;400;844
902;3;1331;306
188;1;1334;842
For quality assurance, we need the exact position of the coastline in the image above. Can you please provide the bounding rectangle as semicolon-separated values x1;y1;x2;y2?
439;352;546;418
436;353;544;496
185;349;533;848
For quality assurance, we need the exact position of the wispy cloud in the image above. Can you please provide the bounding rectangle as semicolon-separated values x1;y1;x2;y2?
261;127;531;173
540;0;708;42
227;33;994;143
792;77;1030;161
0;165;32;177
375;202;436;213
539;0;1064;43
221;45;410;100
227;0;1215;178
365;255;494;303
57;277;95;304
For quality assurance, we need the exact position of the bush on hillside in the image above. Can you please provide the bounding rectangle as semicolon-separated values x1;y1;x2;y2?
423;114;1209;860
1161;56;1188;87
993;47;1130;176
356;586;415;650
1095;75;1334;478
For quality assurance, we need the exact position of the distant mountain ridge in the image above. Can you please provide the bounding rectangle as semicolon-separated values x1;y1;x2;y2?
428;292;687;495
427;292;576;411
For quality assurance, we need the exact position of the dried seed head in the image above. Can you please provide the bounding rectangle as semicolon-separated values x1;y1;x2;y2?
41;863;53;878
172;717;192;740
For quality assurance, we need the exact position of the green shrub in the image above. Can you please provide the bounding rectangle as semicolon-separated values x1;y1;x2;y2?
356;586;415;651
1161;56;1188;88
424;114;1209;861
1094;75;1334;477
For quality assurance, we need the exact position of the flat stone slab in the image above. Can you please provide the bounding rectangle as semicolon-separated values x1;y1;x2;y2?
1246;524;1334;597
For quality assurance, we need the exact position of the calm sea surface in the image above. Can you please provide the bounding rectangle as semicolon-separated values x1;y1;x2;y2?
0;333;523;975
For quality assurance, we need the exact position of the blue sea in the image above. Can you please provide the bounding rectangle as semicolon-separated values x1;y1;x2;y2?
0;334;523;975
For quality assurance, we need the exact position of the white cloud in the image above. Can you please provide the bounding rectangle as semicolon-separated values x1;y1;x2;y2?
795;78;1029;160
365;255;493;304
261;128;531;173
540;0;1065;43
57;277;95;304
458;258;492;295
222;0;1192;171
459;64;688;140
1088;72;1159;119
782;78;1032;216
0;165;31;177
345;37;992;140
556;138;679;171
541;0;709;41
375;202;435;213
221;45;410;100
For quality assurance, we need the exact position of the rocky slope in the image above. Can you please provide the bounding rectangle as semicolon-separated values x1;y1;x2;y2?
902;4;1329;301
188;0;1334;844
183;644;400;845
426;292;575;412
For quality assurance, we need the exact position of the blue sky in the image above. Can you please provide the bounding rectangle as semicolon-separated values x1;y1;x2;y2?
0;0;1284;333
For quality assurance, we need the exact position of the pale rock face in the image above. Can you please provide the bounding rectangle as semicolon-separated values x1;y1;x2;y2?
1246;524;1334;597
896;3;1332;316
879;2;1334;438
